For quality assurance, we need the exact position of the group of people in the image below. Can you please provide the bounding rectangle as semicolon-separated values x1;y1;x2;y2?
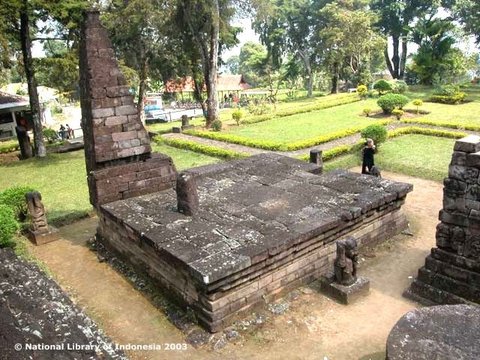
59;124;74;140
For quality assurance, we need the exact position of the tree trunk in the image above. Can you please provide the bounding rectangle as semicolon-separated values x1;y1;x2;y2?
298;50;313;97
137;56;148;124
391;35;400;79
384;46;394;79
399;36;408;79
330;62;339;94
20;1;45;158
205;0;220;128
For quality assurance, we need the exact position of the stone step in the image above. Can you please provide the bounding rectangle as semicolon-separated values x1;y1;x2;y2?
425;255;480;288
431;247;480;273
405;278;474;306
417;267;480;304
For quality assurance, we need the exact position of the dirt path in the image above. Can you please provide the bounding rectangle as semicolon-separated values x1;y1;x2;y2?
30;171;442;360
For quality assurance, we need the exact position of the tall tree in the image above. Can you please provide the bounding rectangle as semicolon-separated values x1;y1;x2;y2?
410;19;468;84
371;0;438;79
0;0;45;157
450;0;480;44
103;0;176;122
318;0;384;93
176;0;239;127
252;0;321;97
238;42;268;86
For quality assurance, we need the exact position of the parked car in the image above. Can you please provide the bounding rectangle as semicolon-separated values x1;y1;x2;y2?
144;97;167;123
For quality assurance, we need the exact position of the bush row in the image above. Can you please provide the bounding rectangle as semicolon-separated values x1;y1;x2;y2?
0;186;35;248
400;118;480;132
154;136;248;159
429;93;467;104
241;93;360;125
388;126;467;139
185;120;391;152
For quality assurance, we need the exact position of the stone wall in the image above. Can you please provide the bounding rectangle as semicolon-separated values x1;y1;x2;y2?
406;135;480;305
79;11;176;207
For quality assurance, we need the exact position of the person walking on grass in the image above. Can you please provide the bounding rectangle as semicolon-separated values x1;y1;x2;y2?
362;138;376;175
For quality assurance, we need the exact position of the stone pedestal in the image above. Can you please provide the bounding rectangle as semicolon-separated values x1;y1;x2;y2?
386;305;480;360
406;135;480;305
28;227;59;246
320;274;370;304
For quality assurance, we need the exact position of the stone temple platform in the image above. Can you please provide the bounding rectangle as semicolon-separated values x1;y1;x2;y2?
97;154;412;332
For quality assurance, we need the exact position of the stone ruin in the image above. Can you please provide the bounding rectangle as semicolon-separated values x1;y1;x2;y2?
25;191;59;245
79;11;413;332
79;11;176;207
406;135;480;305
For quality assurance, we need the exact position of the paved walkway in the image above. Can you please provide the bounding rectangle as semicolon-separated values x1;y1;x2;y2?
162;122;472;159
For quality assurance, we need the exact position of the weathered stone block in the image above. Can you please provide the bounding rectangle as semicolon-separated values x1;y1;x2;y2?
114;105;137;116
453;135;480;153
92;107;115;118
450;151;467;166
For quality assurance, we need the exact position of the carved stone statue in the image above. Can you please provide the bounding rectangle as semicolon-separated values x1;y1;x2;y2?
334;237;359;286
25;191;49;233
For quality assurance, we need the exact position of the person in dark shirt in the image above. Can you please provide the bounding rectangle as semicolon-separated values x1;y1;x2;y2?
362;138;376;175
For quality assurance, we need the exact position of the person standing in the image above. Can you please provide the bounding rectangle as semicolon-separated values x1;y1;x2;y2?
362;138;376;175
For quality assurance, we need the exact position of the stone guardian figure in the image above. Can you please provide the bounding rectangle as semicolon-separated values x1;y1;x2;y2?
334;237;359;286
25;191;58;245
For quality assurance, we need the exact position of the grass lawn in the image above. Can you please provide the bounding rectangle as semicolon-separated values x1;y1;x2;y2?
0;146;220;223
402;85;480;126
324;134;455;182
146;92;355;134
223;98;382;143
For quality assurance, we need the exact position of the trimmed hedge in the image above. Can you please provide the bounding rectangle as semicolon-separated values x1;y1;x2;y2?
298;142;363;162
185;120;391;152
400;118;480;132
154;136;248;159
429;93;467;104
387;127;467;139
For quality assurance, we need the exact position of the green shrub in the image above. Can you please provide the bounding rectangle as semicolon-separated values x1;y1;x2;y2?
154;136;247;159
373;79;393;94
429;84;467;104
377;94;410;114
363;108;372;117
412;99;423;114
366;90;378;98
232;109;244;126
0;204;19;248
429;93;466;104
0;186;35;221
357;85;368;98
43;128;59;143
0;140;20;154
361;124;388;146
391;80;408;94
434;84;460;97
392;109;404;120
211;120;222;132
